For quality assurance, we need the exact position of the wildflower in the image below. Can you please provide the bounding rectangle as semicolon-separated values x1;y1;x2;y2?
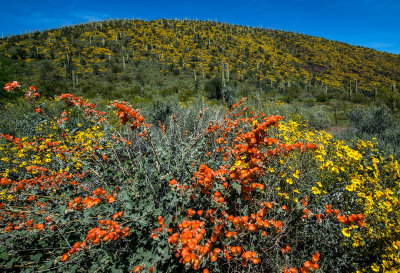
342;228;351;237
4;81;21;91
61;253;70;262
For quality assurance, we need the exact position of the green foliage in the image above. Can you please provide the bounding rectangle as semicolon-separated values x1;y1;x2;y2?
315;92;329;102
149;99;173;123
300;106;332;130
350;105;394;134
205;77;223;100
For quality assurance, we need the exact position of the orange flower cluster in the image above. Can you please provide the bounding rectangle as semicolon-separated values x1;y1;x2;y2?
26;165;49;173
151;216;167;239
158;100;324;271
133;265;154;273
167;219;209;270
67;187;116;210
3;219;46;232
57;110;69;125
111;134;132;145
283;252;320;273
0;172;82;192
193;164;228;194
212;110;317;201
168;179;189;193
0;134;24;147
59;93;105;122
112;100;144;130
281;245;292;254
61;220;129;262
3;81;20;91
2;210;58;233
1;133;61;153
297;200;366;228
267;142;317;156
240;250;260;266
112;211;124;219
139;123;152;139
223;204;283;234
324;205;365;227
25;85;40;99
158;120;166;135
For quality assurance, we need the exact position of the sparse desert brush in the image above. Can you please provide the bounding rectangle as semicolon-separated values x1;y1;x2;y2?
0;81;399;272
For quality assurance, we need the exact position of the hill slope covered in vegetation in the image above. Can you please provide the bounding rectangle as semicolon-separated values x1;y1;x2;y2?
1;18;399;100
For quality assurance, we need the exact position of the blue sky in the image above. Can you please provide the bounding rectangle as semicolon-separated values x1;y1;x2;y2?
1;0;399;54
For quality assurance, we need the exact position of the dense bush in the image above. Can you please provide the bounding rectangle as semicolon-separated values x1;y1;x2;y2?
204;78;223;100
299;106;331;130
0;82;399;273
347;105;394;134
149;99;173;124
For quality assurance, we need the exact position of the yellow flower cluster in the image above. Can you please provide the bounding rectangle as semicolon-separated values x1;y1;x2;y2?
276;119;400;272
0;122;105;178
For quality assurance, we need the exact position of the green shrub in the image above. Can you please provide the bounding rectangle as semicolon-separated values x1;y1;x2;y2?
301;107;331;130
348;105;394;134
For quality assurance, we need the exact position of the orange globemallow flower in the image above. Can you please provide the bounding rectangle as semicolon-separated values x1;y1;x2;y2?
248;224;256;231
169;179;177;186
29;86;38;91
61;253;70;262
312;251;320;263
107;194;116;203
36;223;44;230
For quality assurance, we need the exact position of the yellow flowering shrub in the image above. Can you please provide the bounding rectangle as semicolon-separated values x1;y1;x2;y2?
277;119;400;272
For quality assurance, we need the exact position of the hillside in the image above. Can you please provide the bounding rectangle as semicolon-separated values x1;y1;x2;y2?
0;18;399;100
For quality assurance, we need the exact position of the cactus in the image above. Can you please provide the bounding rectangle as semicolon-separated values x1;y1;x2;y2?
221;63;225;87
226;63;229;82
355;79;358;95
349;82;352;101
